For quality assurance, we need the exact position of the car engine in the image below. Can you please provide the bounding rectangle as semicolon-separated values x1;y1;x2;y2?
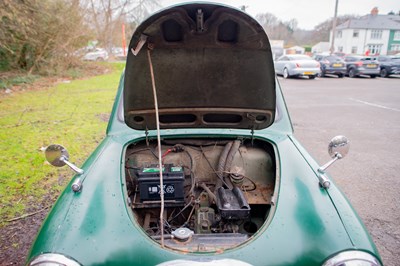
125;138;276;251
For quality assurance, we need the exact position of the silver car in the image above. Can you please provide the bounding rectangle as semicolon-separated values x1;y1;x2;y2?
82;48;109;61
274;54;321;79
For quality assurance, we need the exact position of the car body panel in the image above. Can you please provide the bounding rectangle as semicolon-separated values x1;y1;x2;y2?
107;73;293;137
288;136;380;254
28;132;357;266
124;4;276;131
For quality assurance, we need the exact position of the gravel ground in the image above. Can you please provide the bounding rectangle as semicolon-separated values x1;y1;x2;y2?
280;75;400;266
0;212;47;265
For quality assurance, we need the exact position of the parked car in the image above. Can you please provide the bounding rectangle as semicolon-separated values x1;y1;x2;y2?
333;52;346;58
82;48;109;61
26;3;382;266
375;55;400;77
274;54;320;79
344;55;380;78
314;54;346;78
112;47;128;60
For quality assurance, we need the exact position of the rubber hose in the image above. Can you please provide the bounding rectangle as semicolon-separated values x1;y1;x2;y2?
216;141;233;189
223;140;241;189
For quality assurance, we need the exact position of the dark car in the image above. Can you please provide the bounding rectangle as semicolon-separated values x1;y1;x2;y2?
314;54;346;78
333;52;346;58
344;55;380;78
26;3;382;266
375;55;400;77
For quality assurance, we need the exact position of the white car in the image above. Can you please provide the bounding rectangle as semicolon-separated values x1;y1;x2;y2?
82;48;109;61
112;47;128;60
274;54;320;79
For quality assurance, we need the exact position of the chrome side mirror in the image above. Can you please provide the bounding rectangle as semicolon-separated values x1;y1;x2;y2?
45;144;84;192
317;136;350;188
328;135;350;160
45;144;69;167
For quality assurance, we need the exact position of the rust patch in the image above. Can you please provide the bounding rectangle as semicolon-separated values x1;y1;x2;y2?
243;183;273;204
215;248;225;254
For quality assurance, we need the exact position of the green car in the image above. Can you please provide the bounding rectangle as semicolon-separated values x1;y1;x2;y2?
27;3;382;266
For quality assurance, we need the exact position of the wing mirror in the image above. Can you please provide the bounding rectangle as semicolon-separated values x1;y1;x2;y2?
317;136;350;188
45;144;84;192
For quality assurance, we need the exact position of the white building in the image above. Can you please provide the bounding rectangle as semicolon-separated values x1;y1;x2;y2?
330;8;400;55
270;40;284;60
312;42;330;54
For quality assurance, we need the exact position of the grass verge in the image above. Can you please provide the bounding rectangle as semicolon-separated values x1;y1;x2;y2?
0;74;40;90
0;62;125;223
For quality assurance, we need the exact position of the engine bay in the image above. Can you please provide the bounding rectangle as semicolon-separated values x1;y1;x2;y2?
124;138;277;252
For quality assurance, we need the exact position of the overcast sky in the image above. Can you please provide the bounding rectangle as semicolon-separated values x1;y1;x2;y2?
161;0;400;30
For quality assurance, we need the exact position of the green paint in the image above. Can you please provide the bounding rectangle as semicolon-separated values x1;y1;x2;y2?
142;167;164;173
388;30;400;53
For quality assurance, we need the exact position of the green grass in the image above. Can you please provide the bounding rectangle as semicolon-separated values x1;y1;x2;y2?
0;62;125;222
0;75;40;90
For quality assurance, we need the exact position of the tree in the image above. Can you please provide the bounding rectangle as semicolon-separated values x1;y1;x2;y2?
311;15;358;44
83;0;161;51
285;19;298;34
255;13;299;46
0;0;91;73
255;13;279;37
129;0;161;25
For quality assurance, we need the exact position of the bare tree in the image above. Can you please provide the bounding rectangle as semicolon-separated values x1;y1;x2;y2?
83;0;161;51
255;13;298;45
0;0;91;73
255;13;279;37
129;0;161;25
311;15;358;44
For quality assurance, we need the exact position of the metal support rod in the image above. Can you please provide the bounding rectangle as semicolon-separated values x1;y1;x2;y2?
318;153;342;173
60;156;84;175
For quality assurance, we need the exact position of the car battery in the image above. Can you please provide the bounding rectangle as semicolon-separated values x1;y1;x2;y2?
137;164;185;203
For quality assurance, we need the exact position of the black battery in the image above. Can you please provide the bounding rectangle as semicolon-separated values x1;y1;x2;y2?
137;164;185;202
